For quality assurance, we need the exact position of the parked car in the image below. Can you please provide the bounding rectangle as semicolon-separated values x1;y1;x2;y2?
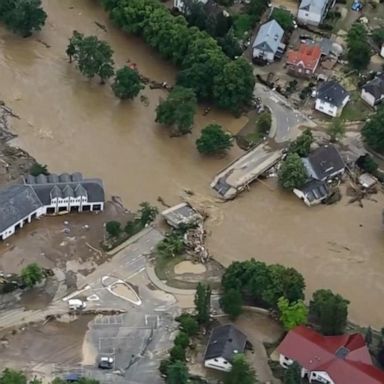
98;356;114;369
68;299;87;311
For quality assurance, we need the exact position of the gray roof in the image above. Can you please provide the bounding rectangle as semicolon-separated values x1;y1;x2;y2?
0;185;43;233
362;74;384;100
304;145;345;181
299;0;328;16
300;179;330;203
204;325;247;362
316;80;349;107
252;20;284;54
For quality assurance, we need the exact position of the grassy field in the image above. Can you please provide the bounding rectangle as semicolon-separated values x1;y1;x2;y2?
341;92;373;121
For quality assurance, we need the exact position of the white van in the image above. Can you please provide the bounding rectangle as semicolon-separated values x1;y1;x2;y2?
68;299;87;310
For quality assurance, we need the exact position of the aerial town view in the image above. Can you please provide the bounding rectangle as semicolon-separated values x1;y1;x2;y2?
1;0;384;383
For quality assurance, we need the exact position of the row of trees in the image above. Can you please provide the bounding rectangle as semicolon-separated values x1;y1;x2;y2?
0;0;46;37
220;259;350;336
100;0;255;113
362;105;384;154
66;31;144;99
347;23;371;71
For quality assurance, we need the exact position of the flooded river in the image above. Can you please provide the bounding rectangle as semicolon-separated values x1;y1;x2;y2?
1;0;384;327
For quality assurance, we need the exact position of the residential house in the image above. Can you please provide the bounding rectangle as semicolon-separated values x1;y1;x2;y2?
161;203;202;229
314;80;350;117
0;172;105;241
252;20;285;64
293;179;330;206
302;144;345;182
297;0;333;26
361;73;384;107
204;324;247;372
286;44;321;78
277;325;384;384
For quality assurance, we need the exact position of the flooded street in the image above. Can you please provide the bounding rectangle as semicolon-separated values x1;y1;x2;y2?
0;0;384;327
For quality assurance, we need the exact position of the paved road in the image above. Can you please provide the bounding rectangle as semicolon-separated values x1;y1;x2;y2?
254;82;316;143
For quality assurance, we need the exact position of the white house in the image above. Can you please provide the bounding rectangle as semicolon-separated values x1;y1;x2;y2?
277;325;384;384
252;20;285;63
361;73;384;107
314;80;350;117
293;179;330;206
204;324;247;372
0;173;105;241
297;0;334;26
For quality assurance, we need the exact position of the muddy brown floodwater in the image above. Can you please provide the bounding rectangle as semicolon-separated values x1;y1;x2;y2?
0;0;384;327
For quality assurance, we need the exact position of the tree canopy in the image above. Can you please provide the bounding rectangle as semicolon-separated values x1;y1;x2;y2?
156;86;197;135
220;288;243;319
309;289;349;335
270;8;294;32
176;313;199;336
277;296;308;330
288;128;313;157
278;153;308;190
327;117;345;142
362;106;384;153
283;362;302;384
0;0;46;37
347;23;370;71
66;31;114;83
224;354;257;384
196;124;233;155
166;361;189;384
100;0;255;112
21;263;44;287
221;260;306;309
194;282;211;325
112;66;144;99
105;220;122;237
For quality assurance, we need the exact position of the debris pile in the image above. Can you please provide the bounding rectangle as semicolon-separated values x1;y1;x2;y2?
184;223;209;263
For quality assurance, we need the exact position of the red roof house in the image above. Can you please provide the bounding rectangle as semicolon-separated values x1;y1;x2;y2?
286;44;321;77
277;326;384;384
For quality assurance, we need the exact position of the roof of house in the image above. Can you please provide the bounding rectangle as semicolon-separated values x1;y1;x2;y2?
303;145;345;181
277;326;384;384
0;184;43;233
287;44;321;71
204;325;247;362
299;0;328;16
362;73;384;100
24;173;105;204
316;80;349;106
298;179;330;202
252;20;284;54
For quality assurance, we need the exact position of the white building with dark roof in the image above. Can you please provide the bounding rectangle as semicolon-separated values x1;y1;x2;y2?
361;73;384;107
298;0;334;26
0;172;105;240
204;324;247;372
314;80;350;117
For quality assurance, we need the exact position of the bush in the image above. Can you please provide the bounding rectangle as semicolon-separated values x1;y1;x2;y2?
159;358;172;375
30;163;48;177
176;313;199;336
196;124;233;155
169;344;186;362
105;221;122;237
356;154;378;174
21;263;44;287
156;231;185;258
174;332;190;349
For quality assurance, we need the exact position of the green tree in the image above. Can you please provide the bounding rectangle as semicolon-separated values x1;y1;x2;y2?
220;288;243;320
138;202;158;226
256;111;271;135
270;8;294;32
29;162;48;177
112;66;144;100
21;263;44;287
356;154;378;174
289;128;313;157
174;331;190;349
0;369;27;384
327;117;345;142
372;27;384;46
224;354;257;384
194;282;211;325
1;0;46;37
66;31;114;83
105;221;122;237
347;23;370;71
277;297;308;330
218;31;242;59
196;124;233;155
166;361;189;384
155;86;197;135
176;313;199;336
213;58;255;114
169;344;186;362
156;232;185;258
283;362;302;384
159;359;172;376
278;153;308;190
362;106;384;153
309;289;349;335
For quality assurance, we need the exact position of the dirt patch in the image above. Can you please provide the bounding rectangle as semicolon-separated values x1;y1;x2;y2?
174;261;206;275
0;315;94;365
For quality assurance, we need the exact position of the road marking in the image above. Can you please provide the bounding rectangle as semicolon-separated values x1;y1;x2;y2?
127;267;145;280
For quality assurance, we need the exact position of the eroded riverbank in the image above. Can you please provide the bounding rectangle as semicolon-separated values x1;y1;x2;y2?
0;0;384;327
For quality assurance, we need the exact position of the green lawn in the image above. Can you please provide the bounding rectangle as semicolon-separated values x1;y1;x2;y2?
341;94;373;121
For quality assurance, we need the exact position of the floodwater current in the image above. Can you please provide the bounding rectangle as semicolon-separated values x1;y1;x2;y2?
1;0;384;327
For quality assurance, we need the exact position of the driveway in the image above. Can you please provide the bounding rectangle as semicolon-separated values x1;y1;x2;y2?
253;82;316;143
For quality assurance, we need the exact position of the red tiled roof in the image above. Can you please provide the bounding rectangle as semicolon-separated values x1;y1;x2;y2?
277;326;384;384
286;44;321;72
